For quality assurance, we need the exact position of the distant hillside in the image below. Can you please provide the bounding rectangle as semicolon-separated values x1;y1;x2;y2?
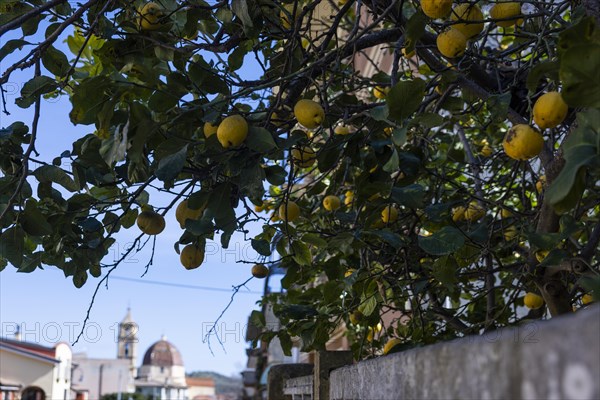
187;371;242;394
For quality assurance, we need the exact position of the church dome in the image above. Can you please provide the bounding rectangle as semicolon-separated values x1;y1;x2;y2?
142;337;184;367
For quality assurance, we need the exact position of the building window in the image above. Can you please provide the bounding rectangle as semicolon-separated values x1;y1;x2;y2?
21;387;45;400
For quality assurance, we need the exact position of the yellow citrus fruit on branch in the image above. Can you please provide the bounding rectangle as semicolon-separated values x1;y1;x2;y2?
373;86;390;99
524;292;544;309
217;115;248;148
203;121;218;138
480;144;493;157
138;2;165;31
334;124;351;135
502;124;544;160
536;175;546;193
279;200;300;222
452;206;466;222
251;263;269;278
180;244;205;270
381;205;399;223
503;225;518;241
349;310;364;325
533;91;568;129
582;293;594;305
501;208;513;218
490;2;522;28
464;201;485;221
294;99;325;129
450;4;484;38
344;190;354;206
291;146;317;168
420;0;452;19
535;250;549;263
137;210;166;235
323;195;341;211
176;199;204;229
383;338;403;355
436;28;467;58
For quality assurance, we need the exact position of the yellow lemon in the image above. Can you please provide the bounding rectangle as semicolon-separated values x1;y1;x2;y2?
402;47;416;58
582;294;594;305
175;200;204;228
502;124;544;160
373;86;389;99
291;146;317;168
384;127;394;136
490;2;522;28
270;212;281;222
536;175;546;193
420;0;452;19
251;264;269;278
450;4;484;38
280;3;297;29
344;268;356;278
367;323;382;342
436;28;467;58
381;205;399;223
334;124;351;135
533;92;568;129
294;99;325;129
180;244;205;270
217;115;248;148
344;190;354;206
136;210;166;235
524;292;544;309
349;310;364;325
383;338;403;355
323;195;341;211
481;144;493;157
464;201;485;221
138;2;164;31
203;121;219;138
452;206;466;222
279;201;300;222
503;225;518;241
501;208;513;218
535;250;549;263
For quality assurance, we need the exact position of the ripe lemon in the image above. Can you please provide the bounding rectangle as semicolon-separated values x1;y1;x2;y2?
254;203;265;213
280;3;296;29
436;28;467;58
503;225;518;240
138;2;164;31
536;175;546;193
384;127;394;137
291;146;316;168
402;47;416;58
251;264;269;278
450;4;484;38
373;86;389;99
180;244;205;270
294;99;325;129
137;210;166;235
383;338;403;355
334;124;351;135
367;323;382;342
279;201;300;222
349;310;364;325
420;0;452;19
381;205;399;223
203;121;218;138
344;190;354;206
582;294;594;305
464;201;485;221
176;200;204;229
452;206;466;222
217;115;248;148
502;124;544;160
481;144;493;157
323;195;341;211
501;208;513;218
535;250;549;263
490;2;522;28
533;92;568;129
270;212;281;222
524;292;544;309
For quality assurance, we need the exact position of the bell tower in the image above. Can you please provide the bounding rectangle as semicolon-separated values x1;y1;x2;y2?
117;307;138;376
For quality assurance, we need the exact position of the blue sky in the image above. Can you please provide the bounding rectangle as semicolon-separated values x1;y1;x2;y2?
1;15;275;377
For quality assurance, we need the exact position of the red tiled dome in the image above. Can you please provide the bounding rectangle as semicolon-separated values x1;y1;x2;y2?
142;339;183;367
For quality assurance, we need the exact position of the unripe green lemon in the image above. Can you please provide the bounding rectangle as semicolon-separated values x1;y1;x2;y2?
294;99;325;129
533;92;568;129
502;124;544;160
323;195;341;211
137;210;166;235
436;28;467;58
450;4;484;38
217;115;248;148
420;0;452;19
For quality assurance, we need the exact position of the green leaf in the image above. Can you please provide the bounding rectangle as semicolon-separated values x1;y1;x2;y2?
264;165;286;186
362;230;405;249
301;233;328;248
418;226;465;255
185;218;215;235
21;200;53;236
250;310;266;328
207;183;236;230
391;184;425;209
155;145;188;182
148;90;180;112
559;44;600;108
432;256;458;288
370;105;389;121
34;165;78;192
405;11;427;49
387;79;426;122
73;269;88;288
41;46;70;77
526;61;559;92
18;252;43;273
291;240;311;266
246;126;277;153
16;76;57;108
0;39;29;62
252;238;272;256
0;227;25;268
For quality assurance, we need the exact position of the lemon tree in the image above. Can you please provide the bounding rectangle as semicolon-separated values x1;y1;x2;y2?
1;0;600;358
